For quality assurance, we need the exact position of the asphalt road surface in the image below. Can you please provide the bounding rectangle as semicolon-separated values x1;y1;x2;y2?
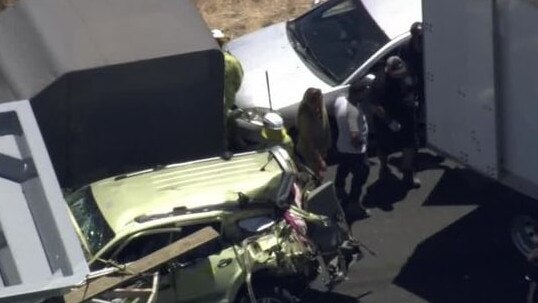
301;149;536;303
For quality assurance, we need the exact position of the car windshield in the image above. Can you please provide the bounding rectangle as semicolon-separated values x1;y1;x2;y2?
288;0;389;84
66;187;115;257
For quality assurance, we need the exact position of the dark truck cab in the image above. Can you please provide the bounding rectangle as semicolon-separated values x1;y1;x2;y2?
0;0;225;189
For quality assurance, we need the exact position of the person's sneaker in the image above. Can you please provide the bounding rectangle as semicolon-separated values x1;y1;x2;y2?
335;187;347;202
356;200;371;218
403;173;421;189
358;207;371;219
358;199;370;215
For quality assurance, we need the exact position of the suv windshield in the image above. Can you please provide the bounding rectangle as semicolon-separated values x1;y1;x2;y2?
66;187;114;257
288;0;388;84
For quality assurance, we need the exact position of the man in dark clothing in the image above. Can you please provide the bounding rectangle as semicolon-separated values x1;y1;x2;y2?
401;22;424;97
370;55;421;188
401;22;426;145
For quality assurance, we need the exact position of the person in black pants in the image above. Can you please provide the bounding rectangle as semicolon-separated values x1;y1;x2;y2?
370;55;421;188
401;22;426;146
334;78;372;215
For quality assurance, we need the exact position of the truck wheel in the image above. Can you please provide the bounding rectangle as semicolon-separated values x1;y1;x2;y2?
237;284;297;303
512;214;538;259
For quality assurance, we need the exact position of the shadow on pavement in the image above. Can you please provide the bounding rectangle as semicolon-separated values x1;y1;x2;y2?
302;288;365;303
361;171;408;212
359;150;447;214
389;150;450;173
394;168;536;302
423;167;498;207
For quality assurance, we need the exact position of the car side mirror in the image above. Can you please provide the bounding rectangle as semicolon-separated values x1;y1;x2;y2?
362;73;376;86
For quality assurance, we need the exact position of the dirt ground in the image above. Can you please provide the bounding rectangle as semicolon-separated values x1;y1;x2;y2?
0;0;14;10
195;0;313;38
1;0;313;38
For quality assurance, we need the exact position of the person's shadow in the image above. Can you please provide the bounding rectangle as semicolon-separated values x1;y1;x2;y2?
361;170;408;212
302;288;372;302
358;150;447;214
389;150;448;172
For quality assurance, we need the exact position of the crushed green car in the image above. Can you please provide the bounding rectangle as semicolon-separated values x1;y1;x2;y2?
66;147;363;303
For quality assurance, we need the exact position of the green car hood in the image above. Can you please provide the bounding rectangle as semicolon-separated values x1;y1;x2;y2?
90;151;283;233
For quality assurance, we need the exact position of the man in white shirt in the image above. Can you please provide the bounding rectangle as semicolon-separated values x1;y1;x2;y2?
334;78;372;214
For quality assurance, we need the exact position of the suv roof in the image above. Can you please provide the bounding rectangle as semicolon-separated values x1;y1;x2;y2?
90;151;285;233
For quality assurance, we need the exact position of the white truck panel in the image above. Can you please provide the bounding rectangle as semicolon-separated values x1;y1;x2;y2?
496;1;538;187
423;0;499;178
424;0;538;200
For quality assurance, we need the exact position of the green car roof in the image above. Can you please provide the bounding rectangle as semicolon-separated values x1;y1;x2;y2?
90;151;284;233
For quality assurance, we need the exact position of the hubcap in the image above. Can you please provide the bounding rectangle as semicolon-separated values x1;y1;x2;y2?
512;215;538;258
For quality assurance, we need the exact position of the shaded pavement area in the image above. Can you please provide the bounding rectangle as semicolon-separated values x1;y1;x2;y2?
302;149;535;302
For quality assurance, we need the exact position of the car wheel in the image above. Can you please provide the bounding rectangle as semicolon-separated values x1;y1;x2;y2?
237;284;297;303
512;214;538;259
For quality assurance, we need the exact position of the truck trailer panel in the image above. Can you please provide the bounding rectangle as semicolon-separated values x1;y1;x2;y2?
423;0;538;200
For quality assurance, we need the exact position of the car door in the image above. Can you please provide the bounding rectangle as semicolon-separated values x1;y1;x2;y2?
170;223;243;303
106;228;184;303
109;228;181;264
104;223;243;302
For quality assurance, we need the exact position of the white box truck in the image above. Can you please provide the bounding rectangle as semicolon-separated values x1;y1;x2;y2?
422;0;538;257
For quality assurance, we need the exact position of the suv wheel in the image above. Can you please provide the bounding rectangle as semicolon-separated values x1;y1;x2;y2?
237;284;297;303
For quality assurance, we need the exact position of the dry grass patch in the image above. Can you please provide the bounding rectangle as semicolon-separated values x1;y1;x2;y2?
195;0;312;38
1;0;313;39
0;0;15;10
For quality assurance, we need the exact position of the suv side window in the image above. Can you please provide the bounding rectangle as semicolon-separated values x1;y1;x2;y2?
114;231;178;264
174;222;223;263
112;222;222;266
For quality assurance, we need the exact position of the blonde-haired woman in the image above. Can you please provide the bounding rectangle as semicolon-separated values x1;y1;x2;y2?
296;87;332;179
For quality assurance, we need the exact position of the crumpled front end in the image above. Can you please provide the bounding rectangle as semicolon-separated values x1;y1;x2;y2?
243;220;316;277
240;178;364;302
